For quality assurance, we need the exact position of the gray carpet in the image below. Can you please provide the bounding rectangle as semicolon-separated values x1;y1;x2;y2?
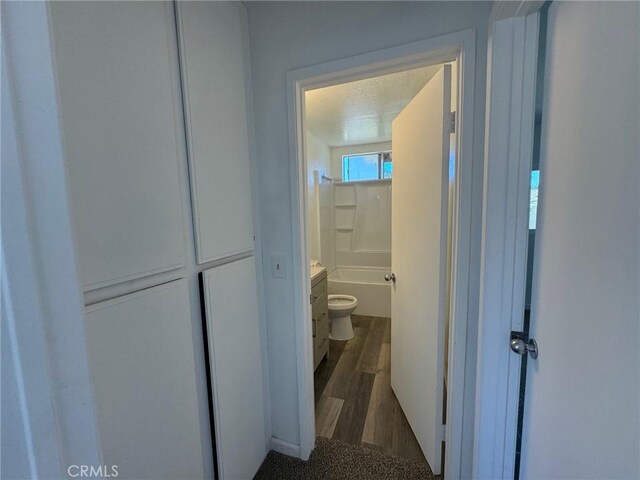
254;437;438;480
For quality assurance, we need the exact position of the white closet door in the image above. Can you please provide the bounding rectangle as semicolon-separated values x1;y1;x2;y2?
201;258;267;480
50;2;186;290
85;280;203;480
176;2;255;263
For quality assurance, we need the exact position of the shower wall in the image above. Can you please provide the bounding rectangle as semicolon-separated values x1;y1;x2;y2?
334;180;392;268
308;137;393;271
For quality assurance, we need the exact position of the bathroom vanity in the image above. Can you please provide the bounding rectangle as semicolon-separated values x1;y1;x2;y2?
311;268;329;370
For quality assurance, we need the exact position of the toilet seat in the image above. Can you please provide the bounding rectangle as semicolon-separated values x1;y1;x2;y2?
328;294;358;313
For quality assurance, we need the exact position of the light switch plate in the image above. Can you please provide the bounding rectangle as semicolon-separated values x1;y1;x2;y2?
271;254;286;279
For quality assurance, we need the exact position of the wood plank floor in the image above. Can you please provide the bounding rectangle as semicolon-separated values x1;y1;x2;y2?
314;315;428;465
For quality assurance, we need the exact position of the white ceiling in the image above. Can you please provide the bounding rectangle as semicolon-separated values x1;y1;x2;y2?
305;65;442;147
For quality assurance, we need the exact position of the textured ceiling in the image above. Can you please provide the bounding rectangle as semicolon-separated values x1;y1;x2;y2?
305;65;442;147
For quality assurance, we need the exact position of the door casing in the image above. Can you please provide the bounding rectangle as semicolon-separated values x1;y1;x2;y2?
286;29;477;478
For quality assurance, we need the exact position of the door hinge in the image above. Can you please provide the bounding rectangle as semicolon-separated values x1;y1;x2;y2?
440;424;447;442
449;111;456;134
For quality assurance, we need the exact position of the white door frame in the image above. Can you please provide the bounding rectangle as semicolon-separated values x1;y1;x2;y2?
286;28;477;477
473;2;545;478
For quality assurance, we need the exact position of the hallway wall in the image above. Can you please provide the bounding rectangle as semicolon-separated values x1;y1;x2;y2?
246;2;492;475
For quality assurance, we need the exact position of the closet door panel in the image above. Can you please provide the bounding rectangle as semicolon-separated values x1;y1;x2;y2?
177;2;255;263
50;2;186;290
202;258;267;480
85;280;203;479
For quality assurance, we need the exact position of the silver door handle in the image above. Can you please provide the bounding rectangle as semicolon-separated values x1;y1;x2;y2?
384;273;396;283
510;337;538;359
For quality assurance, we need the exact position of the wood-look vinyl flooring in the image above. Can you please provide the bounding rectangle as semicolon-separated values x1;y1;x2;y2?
314;315;428;465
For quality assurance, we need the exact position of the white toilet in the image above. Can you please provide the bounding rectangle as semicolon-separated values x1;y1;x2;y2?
327;294;358;341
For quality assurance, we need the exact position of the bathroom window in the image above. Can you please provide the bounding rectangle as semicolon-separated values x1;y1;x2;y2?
342;151;392;182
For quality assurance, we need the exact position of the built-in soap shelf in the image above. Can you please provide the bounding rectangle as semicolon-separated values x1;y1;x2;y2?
334;184;357;251
331;180;392;258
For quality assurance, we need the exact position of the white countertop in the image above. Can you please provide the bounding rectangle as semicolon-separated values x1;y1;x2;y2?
310;265;327;283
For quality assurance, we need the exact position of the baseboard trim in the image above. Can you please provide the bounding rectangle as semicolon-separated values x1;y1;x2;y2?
270;437;301;458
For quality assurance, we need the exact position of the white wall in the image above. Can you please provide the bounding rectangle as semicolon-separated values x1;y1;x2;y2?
246;3;491;470
305;131;332;264
330;141;392;180
1;308;30;479
1;3;101;474
521;2;640;478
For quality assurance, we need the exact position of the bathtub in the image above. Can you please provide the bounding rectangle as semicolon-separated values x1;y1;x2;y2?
328;267;391;318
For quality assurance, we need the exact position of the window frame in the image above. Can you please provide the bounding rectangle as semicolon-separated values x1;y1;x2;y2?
341;150;392;182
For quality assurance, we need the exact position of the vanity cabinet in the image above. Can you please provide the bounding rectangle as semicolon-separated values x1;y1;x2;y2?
311;271;329;370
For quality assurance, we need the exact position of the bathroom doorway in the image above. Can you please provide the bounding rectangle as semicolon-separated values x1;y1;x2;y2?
287;31;477;477
304;62;455;476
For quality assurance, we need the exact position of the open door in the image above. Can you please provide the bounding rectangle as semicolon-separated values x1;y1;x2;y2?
518;3;640;478
390;65;451;475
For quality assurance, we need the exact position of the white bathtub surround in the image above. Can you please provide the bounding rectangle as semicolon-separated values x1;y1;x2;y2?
328;267;391;318
335;251;390;268
352;181;392;252
333;180;392;269
329;179;392;318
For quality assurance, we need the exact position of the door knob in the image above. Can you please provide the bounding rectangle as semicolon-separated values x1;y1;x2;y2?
384;273;396;283
510;337;538;359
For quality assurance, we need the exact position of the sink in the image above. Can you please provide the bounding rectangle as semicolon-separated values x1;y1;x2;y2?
310;263;326;282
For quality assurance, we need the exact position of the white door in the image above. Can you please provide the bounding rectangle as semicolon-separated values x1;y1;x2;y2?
202;258;267;480
176;1;255;264
390;65;451;475
85;281;204;480
520;2;640;478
